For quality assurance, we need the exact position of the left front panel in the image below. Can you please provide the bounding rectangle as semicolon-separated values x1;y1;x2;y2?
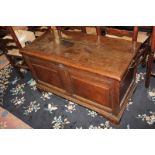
25;56;64;90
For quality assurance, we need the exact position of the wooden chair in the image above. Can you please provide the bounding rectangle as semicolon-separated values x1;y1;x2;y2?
145;26;155;88
0;26;30;77
0;26;50;77
97;26;150;66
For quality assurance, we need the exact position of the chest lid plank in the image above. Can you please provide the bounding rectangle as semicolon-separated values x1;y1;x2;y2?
21;30;141;81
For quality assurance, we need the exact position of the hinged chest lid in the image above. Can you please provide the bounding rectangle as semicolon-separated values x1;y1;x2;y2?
21;30;141;81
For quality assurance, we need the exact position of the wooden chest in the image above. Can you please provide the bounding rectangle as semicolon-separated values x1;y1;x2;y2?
21;30;141;124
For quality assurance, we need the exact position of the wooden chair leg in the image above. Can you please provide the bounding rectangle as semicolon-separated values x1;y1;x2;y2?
140;37;151;67
4;54;24;78
145;49;153;88
0;42;24;78
141;46;149;67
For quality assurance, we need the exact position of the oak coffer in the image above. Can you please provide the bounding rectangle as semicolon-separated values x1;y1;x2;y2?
20;30;141;124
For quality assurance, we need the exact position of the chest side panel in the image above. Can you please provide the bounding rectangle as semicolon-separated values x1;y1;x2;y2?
119;66;135;107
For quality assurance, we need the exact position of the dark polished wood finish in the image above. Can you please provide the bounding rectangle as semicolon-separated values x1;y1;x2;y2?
21;29;142;124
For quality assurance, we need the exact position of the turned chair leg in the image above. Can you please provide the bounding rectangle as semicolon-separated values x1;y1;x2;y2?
4;53;24;79
145;50;153;88
141;46;149;67
0;43;23;78
141;37;151;67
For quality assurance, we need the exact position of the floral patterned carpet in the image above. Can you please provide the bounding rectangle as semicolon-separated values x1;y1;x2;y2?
1;64;155;129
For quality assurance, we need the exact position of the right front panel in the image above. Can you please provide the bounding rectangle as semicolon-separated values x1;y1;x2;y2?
68;68;114;109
